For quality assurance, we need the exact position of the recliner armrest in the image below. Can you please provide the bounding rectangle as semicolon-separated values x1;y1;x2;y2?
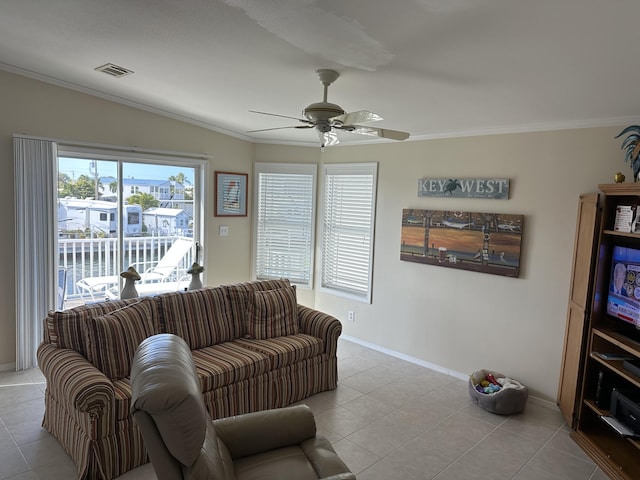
213;405;317;459
300;436;356;480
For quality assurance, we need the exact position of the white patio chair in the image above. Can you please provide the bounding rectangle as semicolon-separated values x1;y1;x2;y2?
76;238;194;300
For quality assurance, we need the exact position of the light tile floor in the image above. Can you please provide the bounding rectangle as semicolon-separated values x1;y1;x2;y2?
0;339;610;480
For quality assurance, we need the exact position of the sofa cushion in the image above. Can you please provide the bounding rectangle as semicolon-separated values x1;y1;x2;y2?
234;334;324;370
158;287;233;349
246;286;299;340
87;298;161;380
191;343;271;392
224;279;291;338
46;298;140;357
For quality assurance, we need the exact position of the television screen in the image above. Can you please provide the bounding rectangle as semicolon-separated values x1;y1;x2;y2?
607;246;640;329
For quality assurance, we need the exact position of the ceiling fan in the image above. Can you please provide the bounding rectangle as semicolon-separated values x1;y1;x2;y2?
248;69;410;148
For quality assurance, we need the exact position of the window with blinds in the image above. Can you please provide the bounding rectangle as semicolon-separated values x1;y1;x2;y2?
321;163;378;303
253;163;317;287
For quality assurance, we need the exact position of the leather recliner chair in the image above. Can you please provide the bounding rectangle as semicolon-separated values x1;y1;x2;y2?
130;333;356;480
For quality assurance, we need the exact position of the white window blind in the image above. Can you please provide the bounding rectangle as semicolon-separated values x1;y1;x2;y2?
321;163;378;303
253;163;316;287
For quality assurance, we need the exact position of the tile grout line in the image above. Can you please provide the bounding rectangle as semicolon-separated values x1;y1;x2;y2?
431;410;510;479
346;393;467;476
354;395;510;479
506;424;565;479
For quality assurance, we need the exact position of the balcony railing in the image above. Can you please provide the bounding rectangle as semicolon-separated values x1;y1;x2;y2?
59;235;194;307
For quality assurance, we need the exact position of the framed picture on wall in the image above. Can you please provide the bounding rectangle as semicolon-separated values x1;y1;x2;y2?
214;171;248;217
400;208;524;277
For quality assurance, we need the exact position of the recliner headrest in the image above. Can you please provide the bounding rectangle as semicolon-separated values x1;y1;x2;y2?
131;333;208;467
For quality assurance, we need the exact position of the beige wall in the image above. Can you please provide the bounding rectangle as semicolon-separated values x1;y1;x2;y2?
313;130;619;401
1;70;628;402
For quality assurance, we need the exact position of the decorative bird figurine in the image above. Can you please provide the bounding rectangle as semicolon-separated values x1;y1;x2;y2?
615;125;640;181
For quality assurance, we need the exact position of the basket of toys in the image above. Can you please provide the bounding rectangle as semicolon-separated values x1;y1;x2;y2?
468;369;528;415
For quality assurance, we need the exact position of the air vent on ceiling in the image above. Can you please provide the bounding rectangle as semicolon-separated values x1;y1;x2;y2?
95;63;134;78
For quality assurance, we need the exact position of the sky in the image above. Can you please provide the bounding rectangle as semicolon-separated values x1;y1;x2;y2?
58;157;194;183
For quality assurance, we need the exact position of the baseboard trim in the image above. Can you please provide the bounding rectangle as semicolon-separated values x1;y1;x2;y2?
340;335;557;411
0;362;16;373
341;334;468;381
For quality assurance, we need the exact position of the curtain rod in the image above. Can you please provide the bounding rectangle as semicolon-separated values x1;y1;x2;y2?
12;133;212;161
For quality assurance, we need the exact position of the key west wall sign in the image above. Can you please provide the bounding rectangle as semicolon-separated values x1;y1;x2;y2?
418;178;509;199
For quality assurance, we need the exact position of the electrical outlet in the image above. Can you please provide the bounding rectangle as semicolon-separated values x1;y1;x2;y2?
348;310;355;322
219;225;229;237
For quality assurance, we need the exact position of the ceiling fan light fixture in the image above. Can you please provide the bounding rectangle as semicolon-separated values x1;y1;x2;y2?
319;130;339;149
315;120;332;133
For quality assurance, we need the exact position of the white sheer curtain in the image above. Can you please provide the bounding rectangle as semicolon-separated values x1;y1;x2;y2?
13;135;58;370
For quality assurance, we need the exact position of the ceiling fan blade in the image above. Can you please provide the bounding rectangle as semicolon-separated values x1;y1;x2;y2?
247;125;304;133
249;110;313;125
318;130;340;148
331;110;383;125
340;125;410;141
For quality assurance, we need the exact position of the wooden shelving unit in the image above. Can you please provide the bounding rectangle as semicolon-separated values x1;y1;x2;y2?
564;184;640;479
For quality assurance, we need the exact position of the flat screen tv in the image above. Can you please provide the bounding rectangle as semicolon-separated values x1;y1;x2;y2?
607;245;640;332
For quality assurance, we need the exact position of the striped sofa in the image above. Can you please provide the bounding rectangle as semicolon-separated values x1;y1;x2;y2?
37;279;342;480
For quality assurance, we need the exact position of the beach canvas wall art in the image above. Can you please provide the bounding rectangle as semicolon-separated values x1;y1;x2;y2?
400;208;523;277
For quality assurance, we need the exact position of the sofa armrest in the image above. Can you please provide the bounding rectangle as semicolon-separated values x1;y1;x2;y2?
298;305;342;358
37;342;115;415
213;405;316;459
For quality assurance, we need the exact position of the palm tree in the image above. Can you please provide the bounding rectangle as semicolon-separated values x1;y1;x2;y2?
169;172;190;186
169;172;193;201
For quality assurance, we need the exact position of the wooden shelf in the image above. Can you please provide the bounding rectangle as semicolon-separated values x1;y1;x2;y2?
603;230;640;239
593;328;640;354
588;355;640;389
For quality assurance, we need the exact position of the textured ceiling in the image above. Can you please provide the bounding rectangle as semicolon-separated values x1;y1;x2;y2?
1;0;639;147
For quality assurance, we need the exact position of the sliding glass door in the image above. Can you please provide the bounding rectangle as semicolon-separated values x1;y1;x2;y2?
57;155;201;307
